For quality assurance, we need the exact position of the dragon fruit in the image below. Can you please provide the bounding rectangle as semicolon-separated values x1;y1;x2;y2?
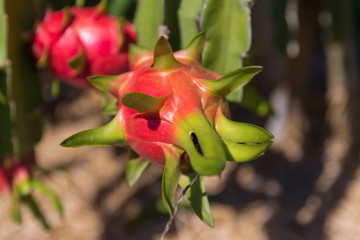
32;4;137;86
61;32;273;224
61;32;273;176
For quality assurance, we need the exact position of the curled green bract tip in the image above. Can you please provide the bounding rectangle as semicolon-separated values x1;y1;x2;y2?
215;105;273;162
215;105;273;143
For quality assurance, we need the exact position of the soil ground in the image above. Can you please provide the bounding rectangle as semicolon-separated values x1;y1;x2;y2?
1;88;360;240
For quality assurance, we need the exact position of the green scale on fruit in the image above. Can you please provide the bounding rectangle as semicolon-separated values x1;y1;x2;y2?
61;32;273;226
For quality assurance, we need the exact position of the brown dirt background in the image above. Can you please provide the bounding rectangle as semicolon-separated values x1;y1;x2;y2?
0;86;359;240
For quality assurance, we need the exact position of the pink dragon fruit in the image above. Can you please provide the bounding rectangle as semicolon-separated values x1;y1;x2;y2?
32;4;137;86
61;32;273;225
61;32;273;176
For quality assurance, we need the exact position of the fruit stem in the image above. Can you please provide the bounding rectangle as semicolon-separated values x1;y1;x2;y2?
161;0;165;25
158;0;169;39
198;0;208;31
160;174;199;240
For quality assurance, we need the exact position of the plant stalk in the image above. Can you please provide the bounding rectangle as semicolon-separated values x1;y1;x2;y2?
160;174;199;240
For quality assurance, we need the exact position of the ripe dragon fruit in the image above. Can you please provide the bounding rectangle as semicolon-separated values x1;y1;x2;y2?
61;33;273;224
32;4;137;87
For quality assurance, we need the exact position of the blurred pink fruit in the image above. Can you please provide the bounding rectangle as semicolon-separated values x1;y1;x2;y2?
33;5;137;87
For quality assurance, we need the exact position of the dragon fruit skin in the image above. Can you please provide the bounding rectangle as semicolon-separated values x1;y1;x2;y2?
61;33;273;176
32;5;137;86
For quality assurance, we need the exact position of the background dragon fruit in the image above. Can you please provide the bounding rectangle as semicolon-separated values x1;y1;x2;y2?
61;32;273;225
32;3;136;86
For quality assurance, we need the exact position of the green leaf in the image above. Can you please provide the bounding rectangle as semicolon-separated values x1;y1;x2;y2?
31;179;63;217
239;85;274;117
107;0;133;17
201;66;262;96
178;0;204;48
202;0;252;74
134;0;162;48
75;0;85;7
125;150;150;187
161;146;181;215
223;140;272;162
179;173;214;227
61;116;126;147
121;92;167;114
23;195;50;229
178;31;206;62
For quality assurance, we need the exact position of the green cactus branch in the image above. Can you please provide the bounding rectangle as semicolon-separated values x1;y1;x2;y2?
75;0;85;7
1;0;43;160
0;0;15;159
0;0;6;64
